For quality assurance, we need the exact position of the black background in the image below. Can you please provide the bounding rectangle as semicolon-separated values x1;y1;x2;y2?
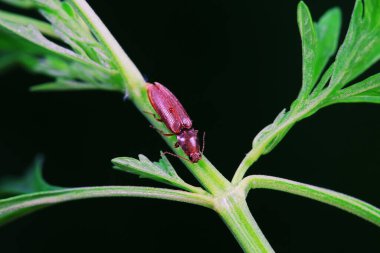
1;0;380;252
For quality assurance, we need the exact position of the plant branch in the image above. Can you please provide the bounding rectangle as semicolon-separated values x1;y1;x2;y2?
232;83;335;185
232;113;300;184
68;0;145;98
68;0;231;195
239;175;380;226
215;190;274;253
0;186;214;226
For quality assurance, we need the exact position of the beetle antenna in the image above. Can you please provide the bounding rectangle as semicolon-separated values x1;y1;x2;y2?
162;151;192;163
201;131;206;154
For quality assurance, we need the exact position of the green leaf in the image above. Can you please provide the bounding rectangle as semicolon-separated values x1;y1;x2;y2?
330;0;380;90
0;17;105;71
153;153;181;178
297;2;341;99
0;154;212;225
0;31;121;91
0;10;56;38
233;1;380;183
0;0;35;9
0;32;42;54
0;186;213;226
242;2;341;168
37;0;112;66
314;7;341;85
112;154;206;194
31;79;120;92
0;155;62;196
326;72;380;104
0;1;124;92
297;1;317;98
243;175;380;227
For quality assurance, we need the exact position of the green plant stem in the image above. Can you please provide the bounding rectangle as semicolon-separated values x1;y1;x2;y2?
69;0;231;196
63;1;273;251
1;1;379;252
163;146;231;195
215;189;274;253
232;118;296;184
240;175;380;226
0;186;214;225
232;89;332;184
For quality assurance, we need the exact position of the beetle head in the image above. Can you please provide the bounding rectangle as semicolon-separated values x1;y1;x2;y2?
189;152;202;163
177;129;202;163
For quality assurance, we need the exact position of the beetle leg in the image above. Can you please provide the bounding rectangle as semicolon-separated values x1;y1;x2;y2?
143;110;163;122
162;151;192;163
149;125;175;136
162;132;176;137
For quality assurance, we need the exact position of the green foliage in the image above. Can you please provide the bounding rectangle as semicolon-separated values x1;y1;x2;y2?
234;0;380;184
1;0;380;252
30;79;120;92
329;0;380;90
243;2;343;161
0;186;213;226
297;0;380;107
112;154;206;194
0;155;62;196
0;156;212;226
297;2;341;100
243;176;380;227
296;0;380;102
326;73;380;104
0;0;123;92
0;0;34;9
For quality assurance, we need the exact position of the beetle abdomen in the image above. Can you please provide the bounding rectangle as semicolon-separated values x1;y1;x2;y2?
147;82;192;133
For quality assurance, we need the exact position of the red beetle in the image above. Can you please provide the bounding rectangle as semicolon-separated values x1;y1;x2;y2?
146;82;203;163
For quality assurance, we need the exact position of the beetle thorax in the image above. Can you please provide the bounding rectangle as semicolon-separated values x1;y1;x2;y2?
176;129;201;162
